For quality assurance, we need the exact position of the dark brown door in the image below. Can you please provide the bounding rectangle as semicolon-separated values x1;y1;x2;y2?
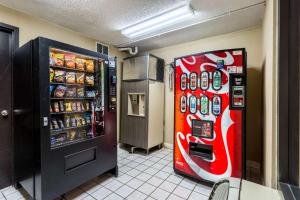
0;23;18;189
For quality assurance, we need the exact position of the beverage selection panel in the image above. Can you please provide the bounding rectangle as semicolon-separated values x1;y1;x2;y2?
49;48;105;149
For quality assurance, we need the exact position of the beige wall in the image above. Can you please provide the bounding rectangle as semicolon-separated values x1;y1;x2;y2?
149;27;263;164
0;4;127;140
262;0;278;188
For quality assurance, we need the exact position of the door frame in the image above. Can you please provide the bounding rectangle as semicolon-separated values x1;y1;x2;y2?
0;22;19;188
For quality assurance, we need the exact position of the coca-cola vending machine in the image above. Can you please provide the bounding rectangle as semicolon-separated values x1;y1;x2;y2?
174;49;246;182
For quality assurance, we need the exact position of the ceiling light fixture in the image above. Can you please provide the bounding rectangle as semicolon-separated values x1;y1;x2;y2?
121;5;194;38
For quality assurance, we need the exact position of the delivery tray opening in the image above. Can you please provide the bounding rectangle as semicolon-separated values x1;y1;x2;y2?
189;142;213;160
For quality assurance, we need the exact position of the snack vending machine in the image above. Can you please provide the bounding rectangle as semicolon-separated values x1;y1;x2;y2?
174;49;246;182
13;37;117;200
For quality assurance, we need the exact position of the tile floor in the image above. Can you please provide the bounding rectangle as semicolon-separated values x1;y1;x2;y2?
0;147;212;200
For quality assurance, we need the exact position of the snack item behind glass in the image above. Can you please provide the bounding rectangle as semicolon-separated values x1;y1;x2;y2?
77;87;84;97
49;68;54;82
58;120;64;129
66;72;76;84
54;70;66;83
76;102;81;112
53;102;60;113
85;75;94;86
75;58;86;71
51;53;64;67
76;73;85;85
68;130;76;141
59;101;64;112
86;60;95;73
65;116;70;128
52;119;59;130
50;85;55;96
65;87;77;98
54;85;67;98
71;117;76;127
71;102;77;111
86;91;95;97
64;54;76;69
65;102;72;112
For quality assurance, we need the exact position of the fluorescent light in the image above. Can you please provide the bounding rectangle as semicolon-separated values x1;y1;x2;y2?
121;5;194;38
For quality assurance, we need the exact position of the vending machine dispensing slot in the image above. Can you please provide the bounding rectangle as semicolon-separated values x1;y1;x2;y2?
189;142;213;160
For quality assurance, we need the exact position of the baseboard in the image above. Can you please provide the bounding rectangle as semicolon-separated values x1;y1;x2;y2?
164;143;173;149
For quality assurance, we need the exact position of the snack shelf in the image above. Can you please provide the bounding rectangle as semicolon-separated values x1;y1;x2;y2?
50;111;92;115
50;82;95;87
51;137;94;149
50;97;94;100
50;65;94;74
50;124;92;136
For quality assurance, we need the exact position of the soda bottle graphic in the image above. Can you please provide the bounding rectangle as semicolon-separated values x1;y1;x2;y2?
180;96;187;113
189;96;197;114
212;96;221;116
200;95;209;115
213;71;222;90
180;73;187;91
206;122;211;137
200;71;209;90
190;73;197;90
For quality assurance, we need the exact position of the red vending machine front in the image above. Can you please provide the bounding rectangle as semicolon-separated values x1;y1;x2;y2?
174;49;246;182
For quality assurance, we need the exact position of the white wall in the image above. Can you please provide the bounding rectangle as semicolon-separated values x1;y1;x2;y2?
262;0;278;188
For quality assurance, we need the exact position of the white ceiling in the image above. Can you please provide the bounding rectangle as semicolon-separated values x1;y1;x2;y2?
0;0;265;51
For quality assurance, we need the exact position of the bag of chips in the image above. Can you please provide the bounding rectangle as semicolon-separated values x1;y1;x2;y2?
54;70;65;83
86;60;95;73
65;116;70;128
72;102;77;111
86;91;95;97
52;119;59;129
54;85;67;98
77;87;84;97
49;68;54;82
65;54;76;69
59;101;64;112
58;120;65;129
65;87;76;97
76;73;85;84
85;75;94;86
66;72;76;84
52;53;64;67
53;102;60;113
75;58;86;71
68;130;76;140
65;102;72;112
71;117;76;127
76;102;82;112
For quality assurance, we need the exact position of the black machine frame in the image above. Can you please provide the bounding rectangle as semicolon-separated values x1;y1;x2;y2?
13;37;117;200
173;48;247;182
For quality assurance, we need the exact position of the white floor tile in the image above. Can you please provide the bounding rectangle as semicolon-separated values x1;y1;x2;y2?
143;160;155;167
188;191;209;200
126;178;144;189
144;168;159;176
158;159;170;165
147;176;164;187
150;188;170;200
104;180;123;191
126;161;140;168
126;169;141;177
167;194;184;200
135;157;147;163
194;184;212;196
161;167;174;174
159;181;177;193
135;164;148;172
82;196;96;200
81;181;102;194
172;186;192;199
152;163;165;170
138;183;157;195
1;186;17;196
136;173;152;182
91;187;112;200
5;191;24;200
155;171;170;180
149;157;161;163
179;178;197;190
116;174;133;184
126;190;147;200
166;175;183;185
103;193;123;200
119;165;132;173
115;185;134;198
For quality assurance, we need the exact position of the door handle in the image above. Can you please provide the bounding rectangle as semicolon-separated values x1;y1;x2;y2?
1;110;8;117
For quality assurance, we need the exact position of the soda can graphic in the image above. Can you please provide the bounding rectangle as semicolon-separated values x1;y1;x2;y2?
212;70;222;91
189;96;197;114
200;71;209;90
190;72;197;91
212;96;222;116
180;73;187;91
200;95;209;115
180;96;187;113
